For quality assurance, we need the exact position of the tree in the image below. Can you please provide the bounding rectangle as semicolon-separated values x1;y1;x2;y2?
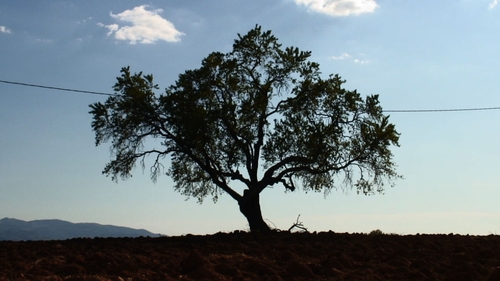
89;26;401;232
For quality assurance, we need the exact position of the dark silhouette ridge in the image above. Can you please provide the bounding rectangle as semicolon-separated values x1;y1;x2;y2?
0;217;158;241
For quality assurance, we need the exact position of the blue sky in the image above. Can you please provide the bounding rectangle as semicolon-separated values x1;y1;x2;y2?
1;0;499;236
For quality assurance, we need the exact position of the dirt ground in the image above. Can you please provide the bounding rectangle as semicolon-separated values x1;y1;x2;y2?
1;231;500;281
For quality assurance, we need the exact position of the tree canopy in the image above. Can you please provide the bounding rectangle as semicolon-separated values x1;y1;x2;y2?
90;26;401;232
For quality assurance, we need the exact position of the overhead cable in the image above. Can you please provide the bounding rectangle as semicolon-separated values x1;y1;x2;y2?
0;79;113;96
384;107;500;113
1;79;500;113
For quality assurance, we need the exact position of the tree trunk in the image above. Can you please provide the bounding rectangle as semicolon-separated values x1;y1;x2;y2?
239;190;271;232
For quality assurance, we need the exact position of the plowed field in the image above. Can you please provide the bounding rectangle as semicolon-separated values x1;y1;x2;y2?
1;231;500;280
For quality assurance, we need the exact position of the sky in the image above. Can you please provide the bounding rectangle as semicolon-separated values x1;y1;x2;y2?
1;0;499;236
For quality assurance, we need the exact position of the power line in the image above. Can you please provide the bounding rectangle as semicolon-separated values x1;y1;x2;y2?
0;79;113;96
1;79;500;113
384;107;500;113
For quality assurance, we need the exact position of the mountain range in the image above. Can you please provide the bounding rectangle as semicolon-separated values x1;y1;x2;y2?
0;217;158;241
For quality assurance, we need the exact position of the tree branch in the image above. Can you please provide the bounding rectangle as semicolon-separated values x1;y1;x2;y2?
288;214;308;232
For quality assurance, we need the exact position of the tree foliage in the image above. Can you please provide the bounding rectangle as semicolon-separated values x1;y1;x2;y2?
90;26;401;230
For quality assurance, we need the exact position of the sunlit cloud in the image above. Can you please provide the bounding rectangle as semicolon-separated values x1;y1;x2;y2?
294;0;378;16
488;0;498;10
0;26;12;34
98;23;118;36
98;5;184;44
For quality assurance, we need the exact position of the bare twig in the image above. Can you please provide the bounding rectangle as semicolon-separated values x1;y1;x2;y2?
265;219;277;230
288;214;308;233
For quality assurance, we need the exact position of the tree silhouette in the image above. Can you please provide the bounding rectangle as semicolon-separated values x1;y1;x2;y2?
89;26;401;232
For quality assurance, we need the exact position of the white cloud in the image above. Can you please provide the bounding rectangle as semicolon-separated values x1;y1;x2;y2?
99;5;184;44
330;52;370;64
331;53;351;60
488;0;498;10
0;26;12;34
98;23;119;36
294;0;378;16
354;58;369;64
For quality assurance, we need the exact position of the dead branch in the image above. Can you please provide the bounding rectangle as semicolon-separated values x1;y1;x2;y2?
288;214;308;233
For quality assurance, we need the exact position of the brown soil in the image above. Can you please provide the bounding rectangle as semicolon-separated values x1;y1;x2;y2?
1;231;500;281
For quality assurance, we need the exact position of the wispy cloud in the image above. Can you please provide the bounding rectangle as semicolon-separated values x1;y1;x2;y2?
488;0;498;10
331;52;370;64
98;23;119;36
0;26;12;34
77;17;93;24
98;5;184;44
354;59;369;64
294;0;378;16
35;38;53;44
331;53;351;60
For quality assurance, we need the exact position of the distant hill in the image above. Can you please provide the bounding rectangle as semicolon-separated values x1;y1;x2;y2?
0;218;158;241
